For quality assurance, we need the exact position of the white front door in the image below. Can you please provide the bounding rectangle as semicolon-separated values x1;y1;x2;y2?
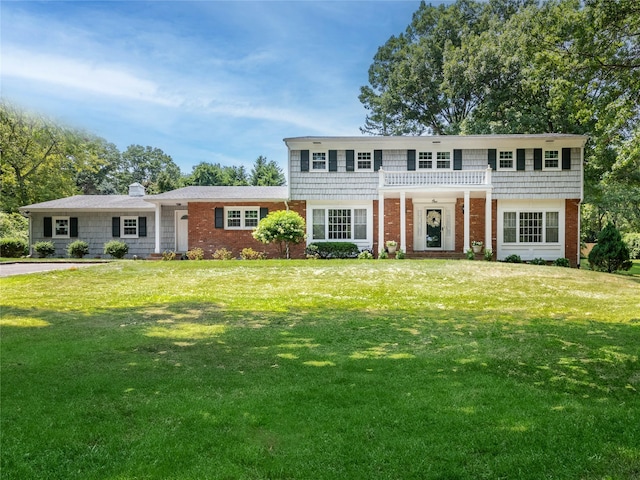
413;202;455;250
175;210;188;252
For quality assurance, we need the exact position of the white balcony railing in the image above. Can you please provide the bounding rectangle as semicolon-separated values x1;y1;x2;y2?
379;167;492;188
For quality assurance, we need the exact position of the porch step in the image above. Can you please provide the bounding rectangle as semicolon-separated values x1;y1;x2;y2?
405;251;468;260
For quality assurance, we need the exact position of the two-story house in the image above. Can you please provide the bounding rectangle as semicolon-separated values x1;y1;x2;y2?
285;134;588;265
19;134;588;266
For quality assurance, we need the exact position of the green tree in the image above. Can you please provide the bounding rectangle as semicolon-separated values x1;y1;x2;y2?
0;101;78;211
250;156;286;186
119;144;182;194
252;210;305;259
588;223;632;272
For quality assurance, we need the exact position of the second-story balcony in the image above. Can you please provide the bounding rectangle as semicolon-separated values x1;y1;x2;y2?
379;167;492;188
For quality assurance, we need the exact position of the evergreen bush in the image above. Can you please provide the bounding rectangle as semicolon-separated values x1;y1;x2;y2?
186;248;205;260
33;241;55;258
104;240;129;259
588;224;631;272
0;238;28;257
503;254;522;263
67;240;90;258
240;248;266;260
529;258;547;266
306;242;360;259
213;248;234;260
553;257;571;267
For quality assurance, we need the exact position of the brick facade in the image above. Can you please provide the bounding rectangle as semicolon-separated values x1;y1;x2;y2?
565;199;581;267
188;201;307;259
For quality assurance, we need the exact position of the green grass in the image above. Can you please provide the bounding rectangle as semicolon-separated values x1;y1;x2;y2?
1;260;639;479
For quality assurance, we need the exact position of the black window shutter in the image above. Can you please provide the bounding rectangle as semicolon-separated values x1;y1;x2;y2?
70;217;78;238
374;150;383;171
329;150;338;172
516;149;526;171
346;150;354;171
300;150;309;172
112;217;120;237
533;148;543;170
453;149;462;170
488;149;497;170
260;207;268;219
407;149;416;171
562;148;571;170
44;217;52;237
138;216;147;237
215;207;224;229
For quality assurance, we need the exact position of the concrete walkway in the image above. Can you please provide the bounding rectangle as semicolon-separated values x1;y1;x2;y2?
0;262;105;277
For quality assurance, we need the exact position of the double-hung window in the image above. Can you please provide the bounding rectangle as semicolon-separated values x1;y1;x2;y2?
357;152;372;170
312;208;368;241
499;151;514;170
225;207;259;230
544;150;560;170
436;152;451;169
503;211;560;243
418;152;433;169
53;216;70;238
312;152;327;171
121;216;139;238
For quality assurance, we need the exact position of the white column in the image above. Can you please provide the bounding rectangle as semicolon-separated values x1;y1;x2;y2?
463;191;470;252
400;191;406;253
378;191;385;254
485;190;492;252
155;204;161;254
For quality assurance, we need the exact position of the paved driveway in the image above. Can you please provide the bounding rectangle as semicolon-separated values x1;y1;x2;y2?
0;263;105;277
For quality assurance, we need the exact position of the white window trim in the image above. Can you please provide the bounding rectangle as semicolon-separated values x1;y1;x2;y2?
435;151;452;170
311;151;328;172
307;203;373;247
501;210;561;244
121;216;139;239
224;206;260;230
417;151;433;170
356;151;373;171
53;216;70;238
543;150;561;171
498;151;516;171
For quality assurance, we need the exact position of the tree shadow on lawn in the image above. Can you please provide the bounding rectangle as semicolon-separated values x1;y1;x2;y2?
2;302;639;479
2;301;638;400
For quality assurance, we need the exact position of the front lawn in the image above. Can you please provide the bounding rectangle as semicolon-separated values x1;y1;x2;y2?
1;260;639;479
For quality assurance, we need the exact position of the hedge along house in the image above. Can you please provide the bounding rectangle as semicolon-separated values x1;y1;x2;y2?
142;185;305;259
285;134;588;266
19;183;155;258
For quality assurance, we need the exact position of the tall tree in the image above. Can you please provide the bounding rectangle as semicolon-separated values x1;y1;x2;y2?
250;156;286;186
119;144;182;194
0;102;78;212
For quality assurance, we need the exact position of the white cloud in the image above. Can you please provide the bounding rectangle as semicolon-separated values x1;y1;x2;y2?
2;47;180;107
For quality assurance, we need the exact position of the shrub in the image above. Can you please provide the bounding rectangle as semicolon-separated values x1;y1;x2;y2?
378;250;388;259
240;248;266;260
357;249;374;260
212;248;234;260
186;248;205;260
588;224;631;272
252;210;306;259
623;233;640;259
395;249;406;259
305;244;320;259
465;249;475;260
553;257;571;267
67;240;89;258
483;249;493;261
529;257;547;266
33;241;55;258
162;250;177;261
0;238;28;257
503;254;522;263
103;240;129;259
306;242;360;259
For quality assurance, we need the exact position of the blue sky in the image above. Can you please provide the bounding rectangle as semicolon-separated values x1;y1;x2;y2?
1;1;427;176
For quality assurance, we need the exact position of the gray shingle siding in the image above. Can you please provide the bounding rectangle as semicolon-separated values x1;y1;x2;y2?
290;146;582;200
29;211;155;258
